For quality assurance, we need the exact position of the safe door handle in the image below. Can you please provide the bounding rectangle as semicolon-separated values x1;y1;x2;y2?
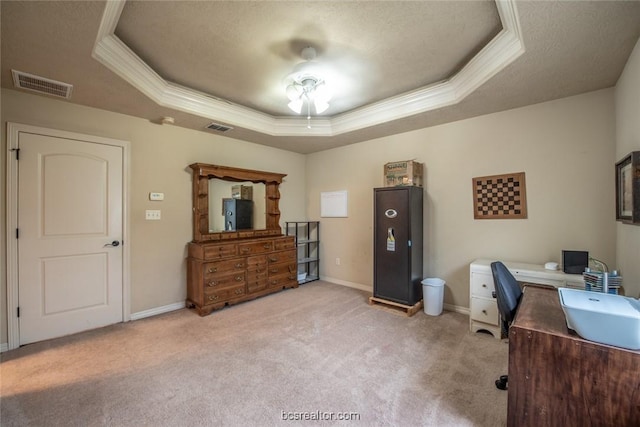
104;240;121;247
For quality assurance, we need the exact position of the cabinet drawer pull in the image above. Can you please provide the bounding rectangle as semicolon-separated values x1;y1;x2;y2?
271;268;278;273
207;281;217;287
235;263;244;268
482;310;487;315
208;267;218;273
241;248;250;253
268;257;278;262
263;244;271;249
208;295;219;301
482;283;487;288
235;275;243;281
234;288;243;295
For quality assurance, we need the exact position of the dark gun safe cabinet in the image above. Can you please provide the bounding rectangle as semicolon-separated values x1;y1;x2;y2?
373;187;424;305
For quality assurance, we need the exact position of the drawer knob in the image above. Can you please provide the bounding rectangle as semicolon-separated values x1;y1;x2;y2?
263;244;271;249
208;267;217;273
235;276;243;281
208;295;219;301
482;284;487;288
235;263;244;268
234;288;243;295
268;257;278;262
241;248;250;253
207;281;217;287
482;310;487;315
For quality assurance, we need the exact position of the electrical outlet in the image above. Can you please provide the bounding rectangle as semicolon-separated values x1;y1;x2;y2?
145;210;161;220
336;257;341;266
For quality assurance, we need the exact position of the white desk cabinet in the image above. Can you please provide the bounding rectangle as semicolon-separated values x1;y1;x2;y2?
469;259;584;339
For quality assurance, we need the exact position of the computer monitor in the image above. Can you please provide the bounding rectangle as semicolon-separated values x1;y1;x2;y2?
562;250;589;274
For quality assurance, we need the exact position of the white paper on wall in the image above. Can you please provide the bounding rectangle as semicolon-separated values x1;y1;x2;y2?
320;190;348;217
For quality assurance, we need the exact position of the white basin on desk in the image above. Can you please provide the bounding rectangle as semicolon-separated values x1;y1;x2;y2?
558;287;640;350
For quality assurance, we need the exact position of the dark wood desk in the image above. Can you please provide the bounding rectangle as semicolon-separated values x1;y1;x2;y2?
508;286;640;427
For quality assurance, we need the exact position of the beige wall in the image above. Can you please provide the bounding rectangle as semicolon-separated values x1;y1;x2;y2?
615;37;640;299
0;89;307;344
0;75;627;347
307;89;617;309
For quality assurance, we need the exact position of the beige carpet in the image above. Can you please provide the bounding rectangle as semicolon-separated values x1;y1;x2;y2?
0;281;508;426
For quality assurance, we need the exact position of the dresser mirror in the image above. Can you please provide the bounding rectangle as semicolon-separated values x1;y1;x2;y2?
189;163;286;242
208;180;266;231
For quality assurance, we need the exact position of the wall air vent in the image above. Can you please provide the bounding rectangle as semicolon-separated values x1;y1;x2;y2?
12;70;73;99
206;122;233;133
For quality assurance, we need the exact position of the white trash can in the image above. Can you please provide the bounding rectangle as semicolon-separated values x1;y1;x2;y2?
422;278;445;316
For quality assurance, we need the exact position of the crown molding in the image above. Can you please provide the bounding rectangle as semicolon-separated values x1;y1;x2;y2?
93;0;524;138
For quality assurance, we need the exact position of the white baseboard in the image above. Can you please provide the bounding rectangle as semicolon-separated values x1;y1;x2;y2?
444;303;469;316
321;276;372;293
130;301;185;321
0;303;186;352
320;277;470;316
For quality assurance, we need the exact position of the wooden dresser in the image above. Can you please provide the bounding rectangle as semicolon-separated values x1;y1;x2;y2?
186;163;298;316
187;235;297;316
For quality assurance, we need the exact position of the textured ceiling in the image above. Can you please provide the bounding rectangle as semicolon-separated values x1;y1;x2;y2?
115;1;501;117
2;1;640;154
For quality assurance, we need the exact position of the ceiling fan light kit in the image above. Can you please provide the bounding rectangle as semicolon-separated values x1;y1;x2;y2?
284;47;332;121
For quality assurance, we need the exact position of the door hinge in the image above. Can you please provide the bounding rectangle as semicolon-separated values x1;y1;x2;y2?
17;307;20;318
10;148;20;160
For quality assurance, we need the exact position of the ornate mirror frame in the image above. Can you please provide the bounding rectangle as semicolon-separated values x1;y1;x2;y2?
190;163;287;242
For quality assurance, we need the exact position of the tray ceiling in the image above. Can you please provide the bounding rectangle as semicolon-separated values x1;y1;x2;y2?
2;1;640;153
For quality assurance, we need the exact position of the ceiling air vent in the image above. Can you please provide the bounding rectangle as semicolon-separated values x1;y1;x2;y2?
12;70;73;99
206;122;233;133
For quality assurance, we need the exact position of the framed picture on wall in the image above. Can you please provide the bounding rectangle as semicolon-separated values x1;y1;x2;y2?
472;172;527;219
615;151;640;225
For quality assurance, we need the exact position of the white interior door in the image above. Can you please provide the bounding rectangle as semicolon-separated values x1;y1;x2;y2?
17;131;124;345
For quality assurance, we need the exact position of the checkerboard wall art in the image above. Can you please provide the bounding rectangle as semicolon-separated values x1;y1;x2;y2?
472;172;527;219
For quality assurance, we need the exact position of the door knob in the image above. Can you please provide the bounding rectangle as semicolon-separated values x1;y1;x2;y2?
104;240;120;247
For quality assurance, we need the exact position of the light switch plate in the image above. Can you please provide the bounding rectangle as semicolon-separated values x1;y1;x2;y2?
145;210;161;220
149;192;164;201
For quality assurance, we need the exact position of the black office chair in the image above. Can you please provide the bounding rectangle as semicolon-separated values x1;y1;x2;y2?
490;261;523;391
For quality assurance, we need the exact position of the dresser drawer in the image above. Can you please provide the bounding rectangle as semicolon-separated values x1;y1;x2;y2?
268;270;297;288
247;276;268;292
204;271;245;289
203;258;246;277
238;240;274;256
471;272;495;299
246;255;267;268
267;249;296;264
470;296;499;325
203;243;237;259
203;285;246;304
274;236;296;250
268;261;296;276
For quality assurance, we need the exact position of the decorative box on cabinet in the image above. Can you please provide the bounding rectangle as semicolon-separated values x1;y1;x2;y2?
187;235;297;316
469;259;584;339
286;221;320;284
